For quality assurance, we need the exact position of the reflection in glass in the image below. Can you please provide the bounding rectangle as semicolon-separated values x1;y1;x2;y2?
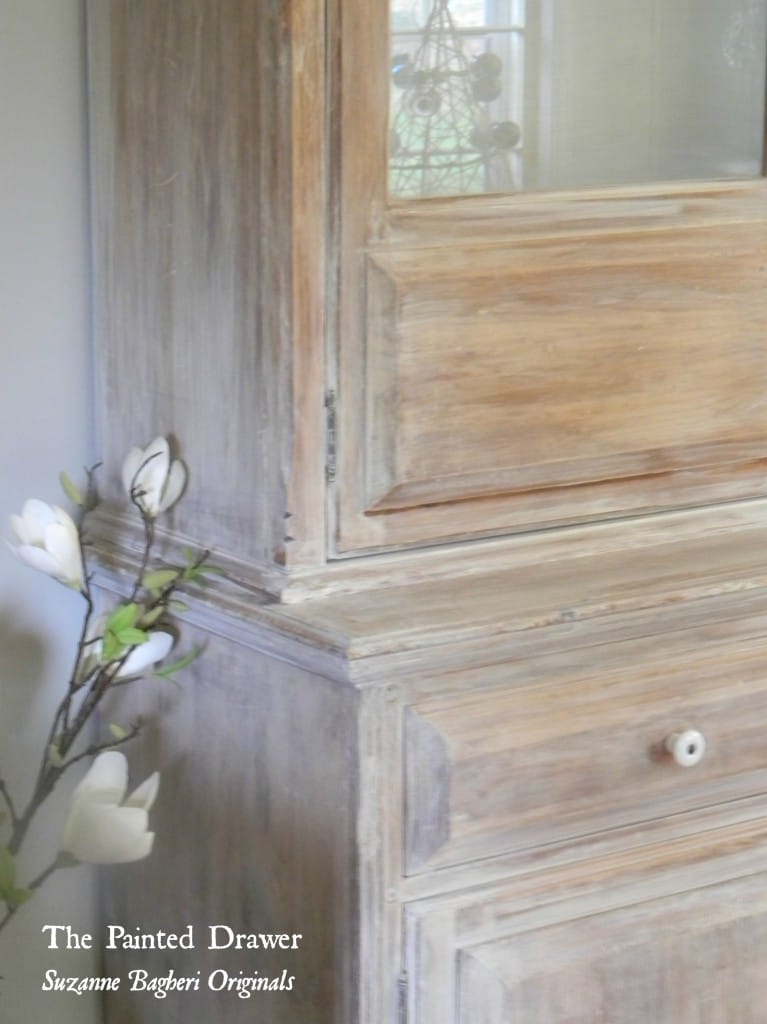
390;0;525;196
389;0;767;198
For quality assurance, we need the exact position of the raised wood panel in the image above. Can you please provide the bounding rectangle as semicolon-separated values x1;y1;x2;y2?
453;874;767;1024
404;646;767;873
405;824;767;1023
361;221;767;520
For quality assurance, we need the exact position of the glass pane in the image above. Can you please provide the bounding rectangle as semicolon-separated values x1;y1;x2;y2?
389;0;767;197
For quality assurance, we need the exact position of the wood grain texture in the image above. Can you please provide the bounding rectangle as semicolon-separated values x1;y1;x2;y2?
404;645;767;872
283;0;328;570
340;200;767;550
332;0;767;556
365;223;767;510
88;0;327;581
89;4;767;1023
405;820;767;1023
455;874;767;1024
388;179;767;243
271;521;767;663
100;629;358;1024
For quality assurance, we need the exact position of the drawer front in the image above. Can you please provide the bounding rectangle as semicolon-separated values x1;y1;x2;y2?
404;825;767;1024
404;648;767;874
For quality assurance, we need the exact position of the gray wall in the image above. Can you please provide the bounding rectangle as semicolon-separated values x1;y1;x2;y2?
0;1;98;1021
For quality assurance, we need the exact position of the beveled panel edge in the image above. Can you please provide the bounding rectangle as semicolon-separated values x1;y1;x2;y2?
385;178;767;245
404;709;452;871
363;236;767;513
341;239;767;552
346;214;767;547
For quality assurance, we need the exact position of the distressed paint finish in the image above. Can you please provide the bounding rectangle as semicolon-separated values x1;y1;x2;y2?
405;822;767;1023
331;0;767;556
364;224;767;513
87;2;767;1023
88;0;326;579
94;547;767;1023
89;0;767;594
404;643;767;873
339;188;767;549
99;629;358;1024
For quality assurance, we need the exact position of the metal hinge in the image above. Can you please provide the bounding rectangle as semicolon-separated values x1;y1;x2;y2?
397;972;408;1024
325;390;337;482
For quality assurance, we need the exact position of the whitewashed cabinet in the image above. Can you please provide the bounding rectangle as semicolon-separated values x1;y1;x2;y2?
87;2;767;1022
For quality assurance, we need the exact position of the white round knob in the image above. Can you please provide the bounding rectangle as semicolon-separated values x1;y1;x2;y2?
665;729;706;767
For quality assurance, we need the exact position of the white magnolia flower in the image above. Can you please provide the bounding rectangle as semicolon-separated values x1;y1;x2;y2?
122;437;186;518
10;499;85;590
60;751;159;864
115;630;174;679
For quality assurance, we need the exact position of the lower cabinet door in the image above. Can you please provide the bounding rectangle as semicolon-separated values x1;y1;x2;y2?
403;825;767;1023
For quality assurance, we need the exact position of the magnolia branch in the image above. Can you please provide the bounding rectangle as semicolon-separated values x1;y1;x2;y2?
0;855;68;937
0;783;18;828
1;438;201;936
61;721;144;772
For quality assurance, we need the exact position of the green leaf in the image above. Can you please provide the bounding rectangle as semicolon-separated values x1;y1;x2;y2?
59;470;84;506
183;563;224;582
101;632;124;662
0;848;15;891
154;645;202;678
101;604;145;662
169;600;190;613
106;603;139;634
109;723;128;741
142;568;179;590
115;627;148;646
139;605;166;627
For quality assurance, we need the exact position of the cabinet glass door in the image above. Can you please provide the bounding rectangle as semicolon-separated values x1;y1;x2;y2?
389;0;767;196
332;0;767;556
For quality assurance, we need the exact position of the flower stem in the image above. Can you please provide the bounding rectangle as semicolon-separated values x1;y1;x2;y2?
0;856;67;937
0;783;18;829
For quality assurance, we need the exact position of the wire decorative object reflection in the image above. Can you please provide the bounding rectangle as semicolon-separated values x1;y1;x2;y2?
389;0;521;197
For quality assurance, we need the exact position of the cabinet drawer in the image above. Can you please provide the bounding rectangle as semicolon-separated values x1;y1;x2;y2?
404;648;767;874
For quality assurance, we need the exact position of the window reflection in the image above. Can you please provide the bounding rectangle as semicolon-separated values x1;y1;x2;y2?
390;0;525;196
389;0;767;198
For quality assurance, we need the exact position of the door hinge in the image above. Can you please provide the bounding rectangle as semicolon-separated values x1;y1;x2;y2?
325;390;337;483
397;972;408;1024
